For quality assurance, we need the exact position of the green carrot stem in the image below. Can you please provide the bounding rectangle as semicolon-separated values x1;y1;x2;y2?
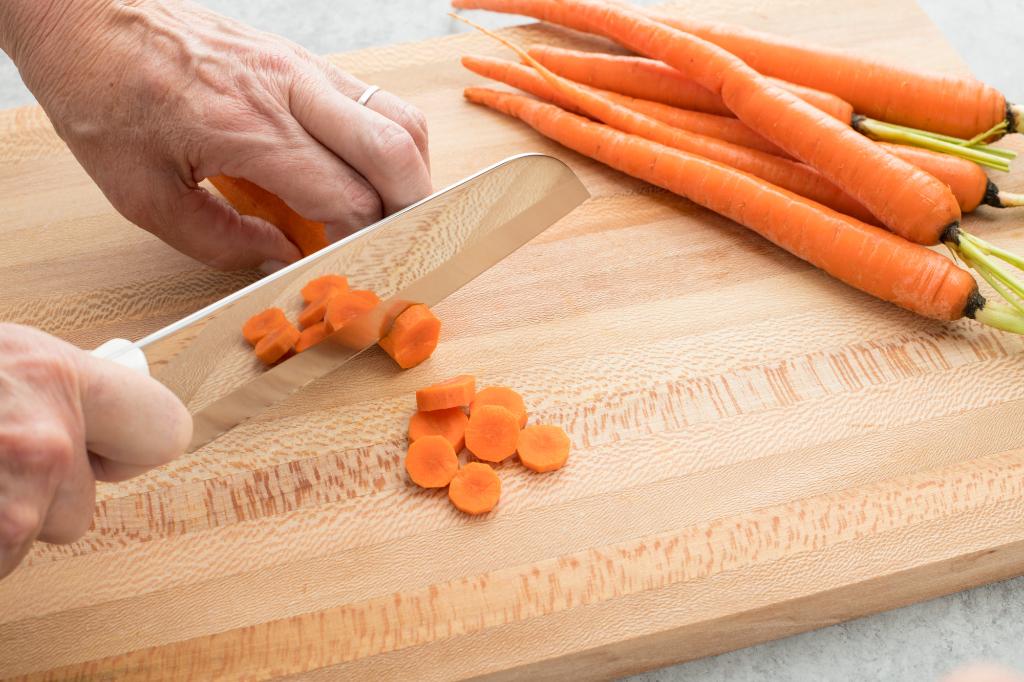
975;301;1024;335
954;231;1024;315
876;120;1015;157
996;191;1024;208
855;117;1011;171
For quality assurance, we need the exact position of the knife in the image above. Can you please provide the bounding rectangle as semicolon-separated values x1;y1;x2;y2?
92;153;589;453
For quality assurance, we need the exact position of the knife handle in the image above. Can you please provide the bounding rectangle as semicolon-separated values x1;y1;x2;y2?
91;338;150;376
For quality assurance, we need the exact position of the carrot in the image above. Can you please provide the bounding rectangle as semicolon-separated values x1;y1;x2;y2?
301;275;349;303
448;462;501;514
254;321;301;364
324;290;379;333
405;435;460;488
635;4;1017;140
465;404;520;462
526;45;854;124
471;386;528;428
242;307;289;346
295;321;330;353
517;425;571;472
209;175;328;257
416;375;476;411
378;304;442;369
409;407;470;451
461;55;789;157
298;295;332;329
464;87;1024;333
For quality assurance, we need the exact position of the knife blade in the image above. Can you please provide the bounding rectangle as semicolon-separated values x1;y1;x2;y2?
94;153;589;452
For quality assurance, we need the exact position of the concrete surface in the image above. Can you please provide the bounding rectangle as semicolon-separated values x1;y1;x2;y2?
1;2;1022;680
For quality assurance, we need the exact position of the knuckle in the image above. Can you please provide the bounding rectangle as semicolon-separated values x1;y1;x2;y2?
0;426;77;478
371;122;420;171
0;502;40;552
344;181;383;226
397;104;429;149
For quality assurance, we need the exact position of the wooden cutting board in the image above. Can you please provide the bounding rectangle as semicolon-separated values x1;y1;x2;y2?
2;1;1024;679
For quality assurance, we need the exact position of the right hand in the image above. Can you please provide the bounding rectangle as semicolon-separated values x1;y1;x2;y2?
0;324;192;580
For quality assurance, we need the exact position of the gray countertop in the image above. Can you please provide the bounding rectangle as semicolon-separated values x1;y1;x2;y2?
2;1;1021;679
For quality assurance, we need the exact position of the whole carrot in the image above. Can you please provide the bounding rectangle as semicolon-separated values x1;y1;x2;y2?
526;45;854;124
464;87;1024;333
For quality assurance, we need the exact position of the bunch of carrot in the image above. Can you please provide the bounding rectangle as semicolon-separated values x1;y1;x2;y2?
405;374;571;515
451;2;1024;335
242;273;442;368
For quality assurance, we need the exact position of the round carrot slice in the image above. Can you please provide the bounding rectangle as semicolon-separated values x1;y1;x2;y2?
405;435;459;488
517;425;571;473
377;304;442;369
448;462;501;515
465;404;519;462
416;375;476;412
471;386;527;428
254;322;300;365
242;307;289;346
301;275;349;303
409;408;469;451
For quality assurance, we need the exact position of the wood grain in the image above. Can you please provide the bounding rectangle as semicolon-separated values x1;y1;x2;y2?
2;0;1023;679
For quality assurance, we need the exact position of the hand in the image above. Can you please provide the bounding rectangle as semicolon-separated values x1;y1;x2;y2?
944;664;1024;682
0;324;191;579
0;0;432;270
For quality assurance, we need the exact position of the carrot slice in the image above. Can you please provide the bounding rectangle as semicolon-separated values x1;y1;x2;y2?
448;462;501;515
254;322;300;364
377;304;441;369
298;295;333;329
242;307;289;347
465;404;519;462
301;275;349;303
324;290;379;333
471;386;527;428
517;425;571;472
295;321;330;353
405;435;460;488
409;407;470;451
416;375;476;412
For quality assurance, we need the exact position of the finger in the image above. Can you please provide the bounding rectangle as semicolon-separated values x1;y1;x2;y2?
89;454;152;483
37;436;96;544
318;63;430;169
77;352;192;469
289;74;432;215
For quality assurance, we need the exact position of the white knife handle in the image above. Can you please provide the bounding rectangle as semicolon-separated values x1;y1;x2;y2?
91;338;150;376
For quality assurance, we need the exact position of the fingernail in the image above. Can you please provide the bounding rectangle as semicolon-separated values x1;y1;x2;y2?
259;259;288;275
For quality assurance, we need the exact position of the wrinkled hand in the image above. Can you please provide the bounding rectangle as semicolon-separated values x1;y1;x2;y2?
0;324;191;579
1;0;431;270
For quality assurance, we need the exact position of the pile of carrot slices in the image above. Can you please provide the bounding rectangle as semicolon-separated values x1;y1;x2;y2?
451;1;1024;336
241;274;442;368
405;375;571;515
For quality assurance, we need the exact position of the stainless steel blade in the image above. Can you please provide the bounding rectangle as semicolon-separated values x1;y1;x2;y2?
132;153;588;452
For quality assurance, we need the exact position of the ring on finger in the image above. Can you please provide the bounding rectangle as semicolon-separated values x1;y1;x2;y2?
356;85;381;107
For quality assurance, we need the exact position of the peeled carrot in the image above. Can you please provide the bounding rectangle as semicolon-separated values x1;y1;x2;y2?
242;307;289;346
526;45;854;124
471;386;528;428
448;462;501;514
635;5;1016;140
209;176;328;257
517;425;571;472
416;375;477;412
465;404;520;462
406;435;460;488
409;408;470;451
324;290;379;333
301;275;349;303
378;304;442;369
461;55;789;157
463;88;1024;333
254;321;301;364
295;321;330;353
298;295;332;329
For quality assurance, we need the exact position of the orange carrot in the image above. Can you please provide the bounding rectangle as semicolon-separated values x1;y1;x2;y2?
254;321;301;364
416;375;477;411
448;462;501;514
405;435;460;488
242;307;289;346
409;408;470;451
461;55;789;157
471;386;528;428
378;304;442;369
465;404;520;462
209;176;328;257
301;275;349;303
298;295;332;329
295;321;330;353
463;88;1023;329
636;4;1015;139
517;425;571;472
324;290;379;333
453;1;962;248
526;45;854;123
